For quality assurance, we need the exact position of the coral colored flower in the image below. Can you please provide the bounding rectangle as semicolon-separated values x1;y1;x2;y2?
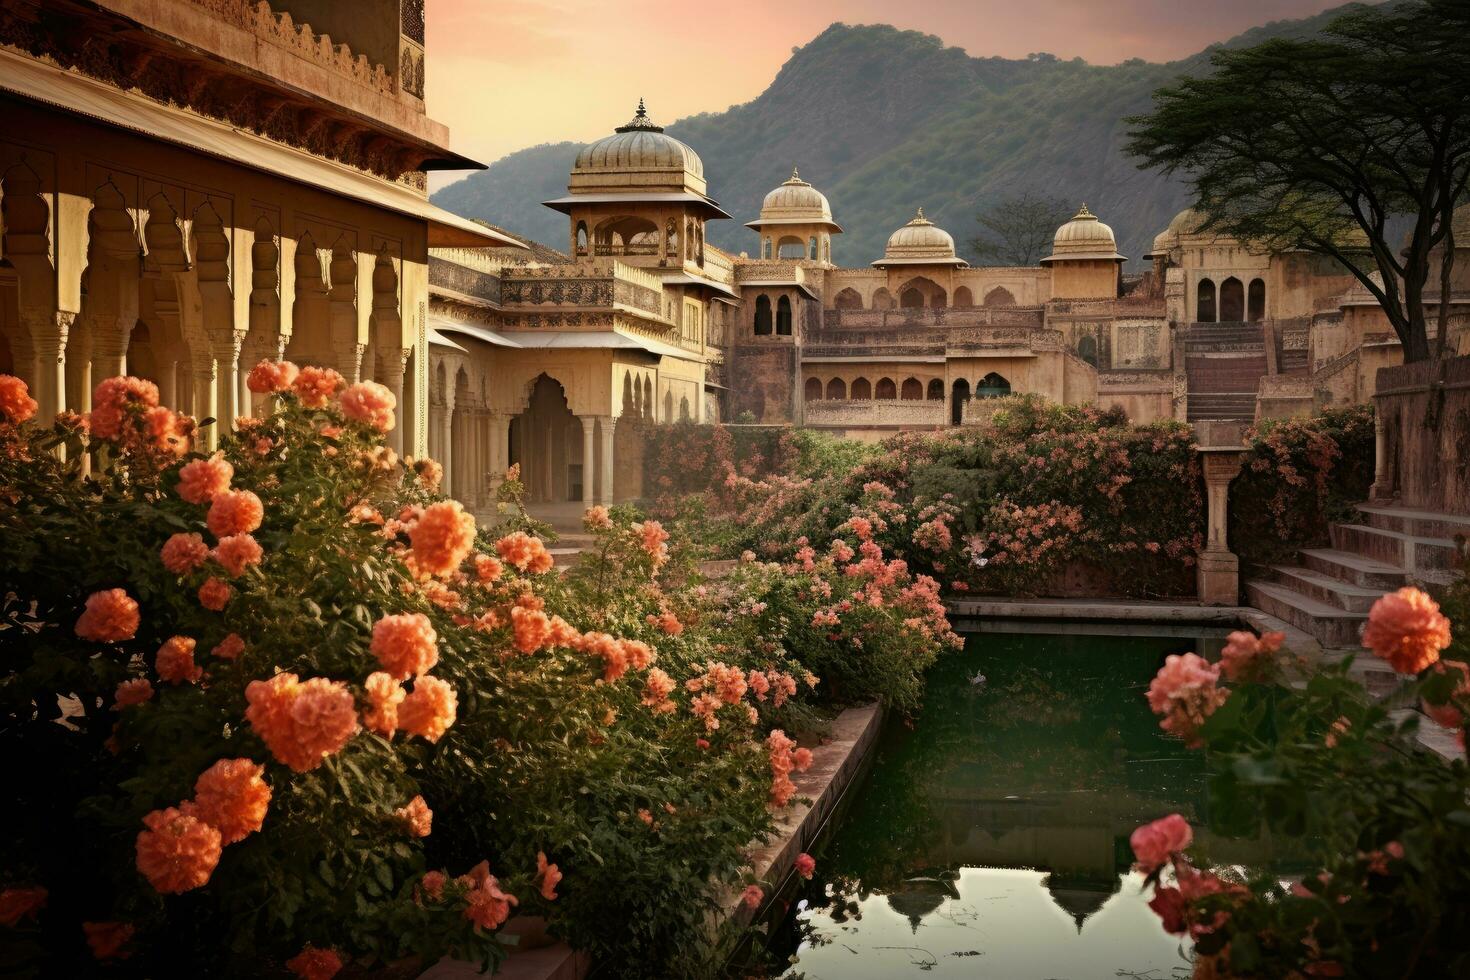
1423;660;1470;729
83;920;134;960
537;851;562;901
410;501;476;577
473;553;503;584
161;532;210;575
207;489;264;538
246;359;299;395
1146;653;1229;746
638;520;670;567
245;674;359;772
156;636;203;685
362;671;405;738
1219;629;1284;682
413;457;444;491
1363;587;1451;675
0;375;38;424
496;531;554;574
511;605;554;655
198;577;232;611
642;667;677;713
794;853;815;880
114;677;154;709
339;380;397;432
192;758;271;844
459;861;518;930
370;613;439;679
176;452;233;504
90;377;159;441
212;534;263;578
291;366;344;408
286;945;343;980
75;588;140;642
213;633;245;660
740;884;763;910
399;675;457;743
420;870;447;902
396;795;433;838
0;886;46;926
135;806;222;894
1131;813;1193;874
583;505;612;530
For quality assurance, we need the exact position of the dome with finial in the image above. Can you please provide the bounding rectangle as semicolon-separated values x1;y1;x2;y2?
1042;204;1126;263
569;99;707;195
746;167;842;233
874;208;967;267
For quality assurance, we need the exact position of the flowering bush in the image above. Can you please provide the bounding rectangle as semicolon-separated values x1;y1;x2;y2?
1;369;897;977
1132;588;1470;977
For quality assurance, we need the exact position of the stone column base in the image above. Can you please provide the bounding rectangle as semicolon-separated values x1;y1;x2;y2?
1196;550;1239;606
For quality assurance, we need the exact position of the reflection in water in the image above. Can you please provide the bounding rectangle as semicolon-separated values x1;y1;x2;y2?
774;630;1237;980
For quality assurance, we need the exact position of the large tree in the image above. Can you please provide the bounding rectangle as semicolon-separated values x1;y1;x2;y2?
968;191;1072;266
1127;0;1470;363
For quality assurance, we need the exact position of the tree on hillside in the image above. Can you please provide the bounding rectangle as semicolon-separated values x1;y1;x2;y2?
1126;0;1470;363
968;192;1072;266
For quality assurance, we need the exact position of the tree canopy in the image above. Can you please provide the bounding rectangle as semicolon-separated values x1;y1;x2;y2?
968;192;1072;266
1127;0;1470;362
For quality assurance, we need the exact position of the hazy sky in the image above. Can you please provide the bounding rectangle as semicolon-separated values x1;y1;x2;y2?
425;0;1348;189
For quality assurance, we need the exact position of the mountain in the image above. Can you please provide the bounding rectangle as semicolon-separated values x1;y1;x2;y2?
431;6;1365;268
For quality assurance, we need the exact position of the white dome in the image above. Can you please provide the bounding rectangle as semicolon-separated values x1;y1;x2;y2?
760;169;831;219
1042;204;1125;263
873;208;966;266
568;100;706;195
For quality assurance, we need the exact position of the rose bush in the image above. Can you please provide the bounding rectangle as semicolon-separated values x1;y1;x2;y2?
1132;587;1470;977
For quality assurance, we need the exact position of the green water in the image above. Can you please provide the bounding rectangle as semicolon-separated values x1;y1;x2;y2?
775;628;1236;980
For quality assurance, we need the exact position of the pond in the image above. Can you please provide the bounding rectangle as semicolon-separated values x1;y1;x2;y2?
771;626;1245;980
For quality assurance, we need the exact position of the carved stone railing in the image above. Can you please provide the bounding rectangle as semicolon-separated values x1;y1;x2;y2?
804;399;946;427
821;307;1046;330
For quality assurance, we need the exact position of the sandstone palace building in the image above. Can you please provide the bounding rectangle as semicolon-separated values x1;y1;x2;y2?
3;5;1467;510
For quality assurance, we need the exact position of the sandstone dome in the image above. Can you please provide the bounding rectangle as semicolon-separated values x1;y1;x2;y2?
568;99;706;196
759;169;832;221
873;208;966;266
1042;204;1125;263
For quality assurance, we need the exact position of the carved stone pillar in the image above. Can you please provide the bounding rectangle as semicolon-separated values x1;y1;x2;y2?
1369;402;1393;502
487;411;510;491
598;415;616;506
210;331;245;431
541;418;554;503
384;348;411;455
579;415;597;508
90;313;132;382
439;396;455;500
1197;447;1246;606
26;310;72;421
192;355;221;452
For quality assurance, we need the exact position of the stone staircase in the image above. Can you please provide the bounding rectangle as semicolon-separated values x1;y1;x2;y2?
1184;323;1268;422
1246;503;1467;648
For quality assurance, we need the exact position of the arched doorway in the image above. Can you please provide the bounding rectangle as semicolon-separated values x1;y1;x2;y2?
804;377;822;402
953;286;974;308
927;379;944;400
851;377;872;399
875;378;897;399
977;372;1011;398
1077;334;1098;366
776;296;793;336
983;286;1016;307
951;378;971;426
900;378;923;400
510;374;580;504
1197;278;1217;323
834;288;862;310
1219;277;1244;321
826;377;847;399
871;289;894;311
754;295;772;335
1247;278;1266;321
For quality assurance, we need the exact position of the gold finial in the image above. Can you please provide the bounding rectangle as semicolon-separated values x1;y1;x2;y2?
791;166;801;181
636;97;647;119
1075;203;1094;219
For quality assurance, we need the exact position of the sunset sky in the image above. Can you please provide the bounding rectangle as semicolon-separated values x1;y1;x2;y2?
425;0;1348;189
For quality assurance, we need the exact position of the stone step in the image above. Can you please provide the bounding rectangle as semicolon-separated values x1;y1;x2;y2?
1354;503;1470;540
1329;523;1460;571
1269;564;1385;612
1245;580;1367;648
1300;548;1410;589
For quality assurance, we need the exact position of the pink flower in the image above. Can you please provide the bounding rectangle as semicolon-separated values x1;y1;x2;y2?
75;588;140;642
207;489;264;538
740;884;763;910
1130;813;1192;874
246;360;299;394
1146;653;1228;746
212;534;263;578
90;377;159;440
114;678;154;709
198;577;232;611
0;374;38;424
339;380;397;432
156;635;203;685
1363;587;1451;675
794;853;815;880
161;532;210;575
176;452;233;505
419;870;447;902
370;613;439;679
291;366;344;408
1219;630;1284;682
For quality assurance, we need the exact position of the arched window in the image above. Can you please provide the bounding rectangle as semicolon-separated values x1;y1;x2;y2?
809;236;818;260
872;288;894;310
642;377;654;419
679;396;691;421
776;295;793;335
826;378;847;399
953;286;974;308
927;378;944;400
1077;334;1098;367
834;288;862;310
823;240;831;263
1248;278;1266;321
664;390;674;421
804;377;822;402
754;295;772;335
900;288;924;308
983;286;1016;307
900;378;923;400
951;378;971;426
875;377;897;399
1197;278;1217;323
977;372;1011;398
777;236;806;259
851;377;872;399
575;221;588;257
762;238;772;260
1219;277;1244;321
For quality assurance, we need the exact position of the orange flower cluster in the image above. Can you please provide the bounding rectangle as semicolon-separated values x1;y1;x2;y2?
213;633;245;660
458;861;518;931
91;377;191;457
208;489;264;538
495;531;554;574
637;520;670;568
176;452;233;505
198;577;232;611
766;729;813;808
473;553;503;584
245;674;359;771
0;374;38;424
362;671;406;738
1147;653;1230;746
75;588;140;643
0;886;46;926
536;851;561;901
135;806;222;894
1219;629;1284;682
409;501;476;577
573;630;651;681
212;534;263;578
161;532;210;575
192;758;271;844
83;920;134;961
1362;586;1452;675
291;366;344;408
246;359;299;394
114;677;154;709
156;635;203;685
339;380;397;432
641;667;677;714
370;613;440;679
285;945;343;980
395;794;433;838
398;675;457;743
